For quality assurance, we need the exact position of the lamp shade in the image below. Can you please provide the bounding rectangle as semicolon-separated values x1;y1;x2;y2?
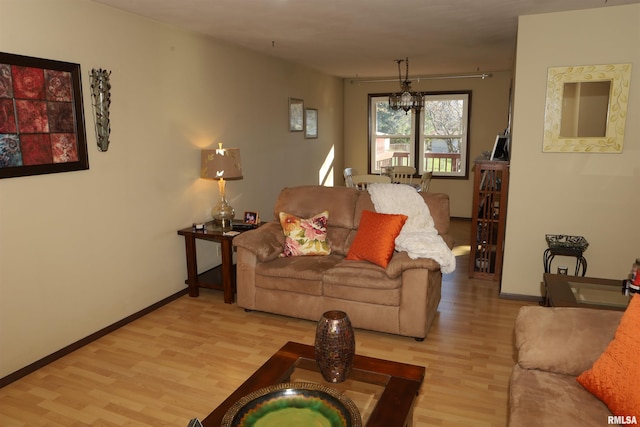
201;146;242;180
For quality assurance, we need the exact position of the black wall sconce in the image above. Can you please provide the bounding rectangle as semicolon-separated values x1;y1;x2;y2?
89;68;111;152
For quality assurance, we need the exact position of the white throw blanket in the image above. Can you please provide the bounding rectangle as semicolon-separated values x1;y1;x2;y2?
368;183;456;274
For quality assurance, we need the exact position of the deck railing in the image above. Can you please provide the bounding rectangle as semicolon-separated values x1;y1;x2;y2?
376;152;461;173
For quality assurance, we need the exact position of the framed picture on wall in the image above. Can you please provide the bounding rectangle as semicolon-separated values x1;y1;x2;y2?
305;108;318;139
0;51;89;179
288;98;304;132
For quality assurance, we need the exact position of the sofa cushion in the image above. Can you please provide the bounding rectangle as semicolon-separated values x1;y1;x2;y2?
576;295;640;417
515;306;622;376
323;259;402;306
279;210;331;257
255;254;344;296
345;210;407;268
509;365;612;427
256;254;343;281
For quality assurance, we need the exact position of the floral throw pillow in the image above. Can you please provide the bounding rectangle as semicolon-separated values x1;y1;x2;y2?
279;211;331;257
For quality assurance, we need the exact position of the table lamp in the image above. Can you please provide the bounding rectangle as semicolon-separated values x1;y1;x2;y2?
201;143;243;228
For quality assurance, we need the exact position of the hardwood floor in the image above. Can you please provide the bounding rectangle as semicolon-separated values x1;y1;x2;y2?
0;219;533;426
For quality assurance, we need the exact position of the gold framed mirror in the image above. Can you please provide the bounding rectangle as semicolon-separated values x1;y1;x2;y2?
542;63;632;153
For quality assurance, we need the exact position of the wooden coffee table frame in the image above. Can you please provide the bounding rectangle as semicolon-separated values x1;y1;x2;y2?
543;273;628;311
201;341;425;427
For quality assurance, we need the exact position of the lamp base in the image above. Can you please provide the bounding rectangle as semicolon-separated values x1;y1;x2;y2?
213;217;234;229
212;198;235;230
211;177;235;229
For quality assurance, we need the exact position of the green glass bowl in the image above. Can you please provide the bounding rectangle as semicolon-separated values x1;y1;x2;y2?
221;382;362;427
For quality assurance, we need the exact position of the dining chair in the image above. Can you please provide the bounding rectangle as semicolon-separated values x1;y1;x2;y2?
351;174;391;190
344;167;358;187
419;172;433;192
391;166;417;185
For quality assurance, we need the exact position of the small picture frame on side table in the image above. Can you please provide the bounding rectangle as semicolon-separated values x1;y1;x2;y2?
289;98;304;132
243;211;259;224
305;108;318;139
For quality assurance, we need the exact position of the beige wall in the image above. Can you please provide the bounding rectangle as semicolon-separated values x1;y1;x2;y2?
343;71;513;218
0;0;343;378
501;4;640;297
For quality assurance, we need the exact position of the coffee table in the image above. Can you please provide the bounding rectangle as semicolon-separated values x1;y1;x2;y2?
543;273;630;311
201;341;425;427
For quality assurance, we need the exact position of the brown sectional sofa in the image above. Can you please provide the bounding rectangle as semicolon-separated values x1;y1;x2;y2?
232;185;453;340
509;305;622;426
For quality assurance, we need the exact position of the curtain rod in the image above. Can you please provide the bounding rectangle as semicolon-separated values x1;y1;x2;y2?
349;72;492;84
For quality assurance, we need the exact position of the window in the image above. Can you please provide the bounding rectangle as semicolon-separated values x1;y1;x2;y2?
369;92;470;178
369;97;415;172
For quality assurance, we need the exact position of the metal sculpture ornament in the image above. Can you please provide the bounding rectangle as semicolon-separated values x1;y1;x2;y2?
89;68;111;152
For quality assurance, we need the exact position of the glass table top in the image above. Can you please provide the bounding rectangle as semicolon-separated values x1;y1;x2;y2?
288;357;387;424
569;281;630;308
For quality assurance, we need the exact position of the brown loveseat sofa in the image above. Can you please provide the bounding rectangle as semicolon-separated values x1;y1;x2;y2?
232;185;453;340
509;305;623;426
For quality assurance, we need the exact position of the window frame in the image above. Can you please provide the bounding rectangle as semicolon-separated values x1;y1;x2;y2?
368;90;471;179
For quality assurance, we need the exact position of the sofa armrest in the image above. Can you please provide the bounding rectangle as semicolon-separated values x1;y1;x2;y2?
385;251;441;279
232;222;285;262
441;233;455;250
515;306;623;376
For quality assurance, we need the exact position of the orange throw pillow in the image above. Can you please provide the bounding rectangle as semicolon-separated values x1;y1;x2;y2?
346;210;408;268
576;294;640;417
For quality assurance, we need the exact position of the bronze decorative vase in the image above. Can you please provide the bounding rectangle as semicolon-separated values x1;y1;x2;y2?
314;310;355;383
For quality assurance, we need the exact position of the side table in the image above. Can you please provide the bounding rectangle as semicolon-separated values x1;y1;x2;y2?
177;220;256;304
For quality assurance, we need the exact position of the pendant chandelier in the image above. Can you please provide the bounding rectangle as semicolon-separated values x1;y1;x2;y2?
388;57;424;114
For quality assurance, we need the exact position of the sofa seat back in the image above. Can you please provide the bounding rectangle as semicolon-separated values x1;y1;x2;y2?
273;186;359;255
273;185;451;257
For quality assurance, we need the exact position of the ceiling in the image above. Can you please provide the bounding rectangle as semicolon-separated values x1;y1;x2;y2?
92;0;639;78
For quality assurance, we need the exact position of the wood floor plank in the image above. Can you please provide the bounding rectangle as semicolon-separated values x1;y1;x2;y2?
0;219;533;426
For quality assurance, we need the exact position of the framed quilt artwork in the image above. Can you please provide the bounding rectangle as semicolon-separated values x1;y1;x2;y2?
305;108;318;139
0;52;89;179
288;98;304;132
